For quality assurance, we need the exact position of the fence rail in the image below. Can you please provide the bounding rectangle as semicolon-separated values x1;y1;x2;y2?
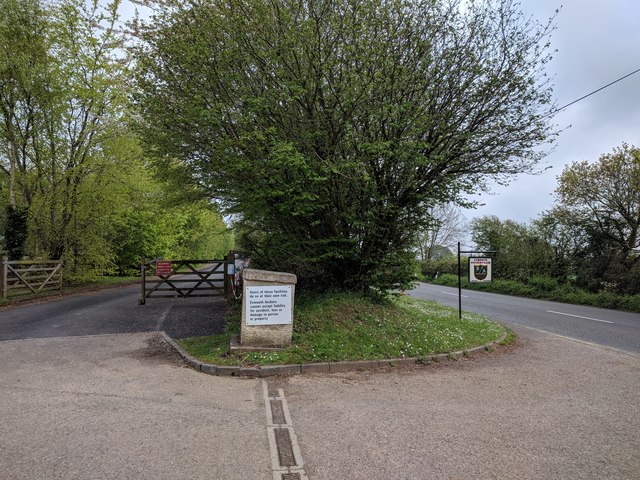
0;257;63;299
140;256;234;305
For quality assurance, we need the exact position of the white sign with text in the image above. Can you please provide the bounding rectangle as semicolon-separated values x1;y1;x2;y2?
245;285;292;325
469;257;492;283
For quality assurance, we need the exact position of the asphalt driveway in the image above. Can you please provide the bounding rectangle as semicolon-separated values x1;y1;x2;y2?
0;285;226;341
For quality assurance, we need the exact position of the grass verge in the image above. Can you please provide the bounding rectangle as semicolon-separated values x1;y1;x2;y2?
179;292;510;366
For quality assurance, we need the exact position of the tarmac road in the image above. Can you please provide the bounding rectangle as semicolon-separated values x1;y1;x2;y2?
0;333;271;480
0;282;226;341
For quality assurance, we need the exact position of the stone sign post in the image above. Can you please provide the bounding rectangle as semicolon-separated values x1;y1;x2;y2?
240;269;297;349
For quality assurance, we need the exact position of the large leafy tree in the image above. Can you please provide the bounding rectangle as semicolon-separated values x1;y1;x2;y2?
0;0;128;263
0;0;233;272
555;143;640;293
135;0;558;291
0;0;50;258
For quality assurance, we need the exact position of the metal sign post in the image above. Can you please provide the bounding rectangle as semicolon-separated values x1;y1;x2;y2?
457;242;496;319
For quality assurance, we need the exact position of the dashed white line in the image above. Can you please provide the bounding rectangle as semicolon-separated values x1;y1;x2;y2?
441;292;469;298
547;310;614;324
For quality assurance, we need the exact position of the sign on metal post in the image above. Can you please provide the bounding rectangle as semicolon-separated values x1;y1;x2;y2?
469;257;492;283
457;243;496;319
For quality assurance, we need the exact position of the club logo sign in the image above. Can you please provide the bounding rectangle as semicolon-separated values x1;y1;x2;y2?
469;257;492;283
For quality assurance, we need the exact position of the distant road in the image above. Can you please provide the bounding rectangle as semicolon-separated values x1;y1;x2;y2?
409;282;640;354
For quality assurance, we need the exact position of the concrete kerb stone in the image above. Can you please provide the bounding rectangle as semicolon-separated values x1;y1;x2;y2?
346;360;380;371
300;362;330;374
429;354;447;363
378;358;419;368
216;366;241;376
201;363;217;375
160;331;508;378
260;364;303;376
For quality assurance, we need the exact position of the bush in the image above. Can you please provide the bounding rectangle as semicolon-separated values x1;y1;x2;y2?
527;275;559;292
431;273;459;287
420;257;459;279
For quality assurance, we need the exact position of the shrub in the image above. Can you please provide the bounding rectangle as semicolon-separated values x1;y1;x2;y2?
420;257;459;279
527;275;559;292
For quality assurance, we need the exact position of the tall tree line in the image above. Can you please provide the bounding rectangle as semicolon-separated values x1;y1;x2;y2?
0;0;232;276
469;143;640;294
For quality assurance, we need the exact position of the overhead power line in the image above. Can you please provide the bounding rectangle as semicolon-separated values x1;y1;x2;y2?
554;66;640;113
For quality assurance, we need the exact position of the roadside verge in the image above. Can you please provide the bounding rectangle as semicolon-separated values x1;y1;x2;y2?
160;330;508;378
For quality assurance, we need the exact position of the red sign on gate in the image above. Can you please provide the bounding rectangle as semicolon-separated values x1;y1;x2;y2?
156;261;172;276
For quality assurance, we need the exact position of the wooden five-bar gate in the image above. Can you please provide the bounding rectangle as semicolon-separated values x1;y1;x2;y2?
0;257;64;299
139;254;236;305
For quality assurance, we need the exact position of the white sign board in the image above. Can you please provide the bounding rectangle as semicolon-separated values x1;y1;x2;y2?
469;257;492;283
245;285;292;325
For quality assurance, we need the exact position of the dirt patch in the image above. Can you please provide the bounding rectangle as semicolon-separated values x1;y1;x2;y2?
129;333;188;366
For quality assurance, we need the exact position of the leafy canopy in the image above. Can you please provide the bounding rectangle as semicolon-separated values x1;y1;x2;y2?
135;0;558;292
554;143;640;293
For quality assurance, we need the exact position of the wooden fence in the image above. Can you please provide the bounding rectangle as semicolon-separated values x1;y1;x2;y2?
0;257;63;299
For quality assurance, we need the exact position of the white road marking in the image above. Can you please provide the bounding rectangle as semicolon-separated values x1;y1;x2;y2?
262;380;308;480
512;324;639;357
441;292;469;298
547;310;614;324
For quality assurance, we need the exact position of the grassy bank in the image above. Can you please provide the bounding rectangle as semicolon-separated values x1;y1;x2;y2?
429;274;640;312
179;292;509;366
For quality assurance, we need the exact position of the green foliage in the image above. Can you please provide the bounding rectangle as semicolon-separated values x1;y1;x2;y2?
471;215;556;283
553;143;640;294
4;205;28;259
420;256;459;279
111;201;234;274
452;144;640;300
0;0;234;276
527;275;559;292
135;0;558;293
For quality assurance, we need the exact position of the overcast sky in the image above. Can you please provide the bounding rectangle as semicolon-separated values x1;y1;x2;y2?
461;0;640;225
119;0;640;227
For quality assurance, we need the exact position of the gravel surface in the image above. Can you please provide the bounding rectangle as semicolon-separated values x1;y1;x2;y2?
0;333;270;480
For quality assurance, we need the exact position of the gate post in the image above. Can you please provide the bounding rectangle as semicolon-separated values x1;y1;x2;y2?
225;251;235;300
0;256;7;299
139;258;146;305
58;261;64;296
